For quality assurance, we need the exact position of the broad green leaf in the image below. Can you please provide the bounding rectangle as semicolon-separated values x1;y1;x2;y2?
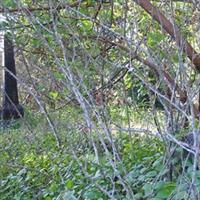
49;91;59;99
154;181;176;199
65;180;74;190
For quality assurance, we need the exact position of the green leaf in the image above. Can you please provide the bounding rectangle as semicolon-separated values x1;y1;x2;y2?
124;74;133;89
2;0;16;7
143;183;152;196
79;20;94;35
135;192;143;199
65;180;74;190
44;197;52;200
49;91;59;99
49;183;58;193
54;71;65;80
147;32;165;47
146;170;157;178
83;187;104;199
154;181;176;199
32;39;42;48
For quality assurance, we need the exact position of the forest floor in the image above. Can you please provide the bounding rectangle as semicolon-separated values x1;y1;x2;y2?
0;107;188;199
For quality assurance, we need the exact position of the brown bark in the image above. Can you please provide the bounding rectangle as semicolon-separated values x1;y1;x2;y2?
134;0;200;71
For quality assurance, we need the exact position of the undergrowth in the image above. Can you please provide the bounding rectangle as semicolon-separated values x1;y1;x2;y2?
0;108;199;199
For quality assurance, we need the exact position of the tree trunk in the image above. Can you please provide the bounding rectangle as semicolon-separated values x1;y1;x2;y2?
1;34;24;121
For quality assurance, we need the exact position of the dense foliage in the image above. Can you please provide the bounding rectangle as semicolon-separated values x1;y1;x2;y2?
1;0;200;199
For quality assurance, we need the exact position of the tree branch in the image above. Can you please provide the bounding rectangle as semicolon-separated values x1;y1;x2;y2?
94;35;189;105
0;1;81;13
134;0;200;71
152;0;193;3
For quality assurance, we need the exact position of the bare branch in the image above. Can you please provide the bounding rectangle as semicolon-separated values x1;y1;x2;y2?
0;1;81;13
